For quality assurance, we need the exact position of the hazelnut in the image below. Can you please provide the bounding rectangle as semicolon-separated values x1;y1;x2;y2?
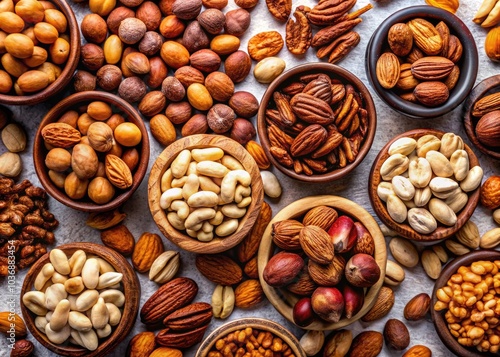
122;148;139;171
172;0;202;20
45;148;71;172
205;71;234;102
207;103;235;133
10;339;34;357
73;70;96;92
71;143;99;179
81;13;108;44
106;113;126;131
80;43;105;71
181;113;208;137
228;91;259;118
183;21;209;53
138;90;166;117
64;172;89;200
165;101;192;124
475;110;500;148
230;118;255;144
145;56;168;89
159;15;185;38
120;0;145;7
174;65;205;88
107;7;135;34
224;50;251;83
197;8;225;34
161;76;186;101
96;64;122;91
88;177;115;204
123;52;151;74
118;18;147;45
201;0;227;9
118;76;147;103
138;31;163;56
224;9;250;37
136;1;162;31
190;48;221;73
384;319;410;350
159;0;175;15
87;122;114;152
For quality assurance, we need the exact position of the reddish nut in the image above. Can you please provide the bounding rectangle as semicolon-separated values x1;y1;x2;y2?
352;222;375;255
343;284;364;319
230;118;255;145
328;216;356;253
311;287;344;323
263;251;304;287
345;253;381;288
293;297;315;327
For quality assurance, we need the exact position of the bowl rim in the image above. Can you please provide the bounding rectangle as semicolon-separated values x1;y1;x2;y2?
148;134;264;254
257;195;387;330
430;250;500;357
33;91;150;212
0;0;81;106
463;74;500;159
368;128;480;242
365;5;478;119
256;62;377;183
195;317;306;357
20;242;140;357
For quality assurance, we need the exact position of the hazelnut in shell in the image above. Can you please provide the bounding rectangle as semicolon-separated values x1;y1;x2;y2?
207;103;235;133
88;177;116;204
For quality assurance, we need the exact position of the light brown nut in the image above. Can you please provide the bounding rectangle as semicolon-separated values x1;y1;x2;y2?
421;249;441;280
407;18;443;55
234;279;264;308
384;259;405;286
211;285;235;319
407;208;437;234
455;220;480;249
480;227;500;249
132;232;164;273
100;224;135;256
376;52;400;89
444;239;470;256
247;31;284;61
389;237;419;268
149;251;180;284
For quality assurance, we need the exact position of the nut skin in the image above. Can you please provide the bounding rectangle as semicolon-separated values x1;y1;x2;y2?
230;118;255;145
118;77;147;103
311;287;344;323
196;254;243;285
224;8;251;37
228;91;259;118
207;104;235;133
348;331;383;357
476;111;500;148
197;8;225;35
225;50;251;83
100;224;135;256
96;65;122;91
80;43;105;71
132;232;165;273
404;293;431;321
361;286;395;322
293;297;315;327
384;318;410;350
127;331;156;357
107;7;135;34
136;1;162;31
345;253;380;288
81;13;108;44
481;175;500;210
263;251;304;287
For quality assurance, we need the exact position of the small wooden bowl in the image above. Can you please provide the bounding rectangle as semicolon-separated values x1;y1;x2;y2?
0;0;80;106
33;91;149;212
196;317;306;357
463;74;500;160
365;5;478;119
431;250;500;357
257;195;387;330
256;63;377;183
20;243;140;357
368;129;480;243
148;134;264;254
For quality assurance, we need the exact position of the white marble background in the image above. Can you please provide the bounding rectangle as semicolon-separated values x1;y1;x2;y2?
0;0;499;356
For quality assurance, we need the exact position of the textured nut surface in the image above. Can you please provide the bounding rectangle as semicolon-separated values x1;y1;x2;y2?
404;293;430;321
361;286;395;322
132;232;164;273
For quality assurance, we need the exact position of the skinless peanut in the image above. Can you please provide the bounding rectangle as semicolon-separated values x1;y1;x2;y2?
380;153;410;181
414;186;432;207
428;198;457;226
392;175;415;201
212;285;235;319
96;324;112;338
480;228;500;249
23;291;48;316
440;132;464;158
68;250;86;277
95;257;115;274
187;191;219;207
388;137;417;156
35;263;55;291
105;302;121;326
171;149;191;178
199;175;221;194
160;187;183;209
79;328;98;351
450;150;469;181
91;298;109;329
416;135;441;157
75;290;99;312
445;190;469;213
96;272;122;289
64;277;85;295
45;323;70;344
460;166;484;192
387;194;407;223
408;157;432;188
182;174;199;200
377;182;395;202
50;299;70;331
50;249;71;275
81;258;100;289
51;272;68;284
45;283;68;310
99;289;125;307
68;311;92;331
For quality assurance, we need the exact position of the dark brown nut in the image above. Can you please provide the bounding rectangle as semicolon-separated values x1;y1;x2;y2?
189;48;221;73
81;13;108;44
384;318;410;350
224;8;250;37
183;20;209;53
201;0;227;8
413;81;449;107
172;0;202;20
10;339;34;357
404;293;430;321
136;1;162;31
118;76;147;103
165;101;192;124
80;43;105;71
230;118;256;144
174;66;205;87
119;18;147;45
205;71;234;102
228;91;259;118
181;114;208;136
107;7;136;34
207;103;235;133
145;56;168;89
96;64;122;91
159;0;175;16
224;50;251;83
162;76;186;101
197;8;225;34
138;31;163;56
124;52;151;74
73;70;96;92
139;91;166;117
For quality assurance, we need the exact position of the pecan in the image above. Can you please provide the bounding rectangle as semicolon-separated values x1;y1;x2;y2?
341;137;356;163
268;124;294;150
326;151;337;165
156;325;208;349
303;158;328;173
265;0;292;21
302;74;333;103
336;147;347;167
446;35;462;63
293;159;303;174
347;113;360;137
270;146;294;167
311;18;362;48
325;31;361;64
337;98;359;133
163;302;213;330
273;92;296;126
311;129;343;158
286;6;312;55
265;109;282;127
290;124;328;157
301;160;314;175
290;93;335;124
282;82;305;96
331;83;346;105
307;0;356;26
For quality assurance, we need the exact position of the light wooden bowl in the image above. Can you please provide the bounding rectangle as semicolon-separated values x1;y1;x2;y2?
196;318;306;357
20;243;140;357
148;134;264;254
431;250;500;357
368;129;480;243
257;195;387;330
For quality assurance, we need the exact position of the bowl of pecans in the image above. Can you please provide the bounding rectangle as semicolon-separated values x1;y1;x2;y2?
256;63;376;183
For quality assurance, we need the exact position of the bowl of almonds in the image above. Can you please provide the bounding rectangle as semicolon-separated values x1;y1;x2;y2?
33;91;149;212
366;5;478;119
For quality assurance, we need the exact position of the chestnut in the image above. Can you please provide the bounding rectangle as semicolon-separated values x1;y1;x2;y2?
345;253;381;288
293;297;315;327
328;215;357;253
311;287;344;323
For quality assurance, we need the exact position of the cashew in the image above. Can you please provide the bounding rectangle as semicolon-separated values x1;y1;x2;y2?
192;148;225;162
91;298;109;329
95;257;115;274
160;168;173;192
221;204;247;218
171;176;189;188
171;149;191;178
35;316;48;334
50;249;71;276
221;155;244;170
70;329;85;346
197;231;214;242
185;208;217;230
75;290;99;312
79;329;98;351
199;175;221;194
96;272;123;290
187;191;219;207
235;185;251;203
182;174;199;200
170;200;190;219
221;170;251;203
167;212;186;230
237;197;252;208
215;219;239;236
212;177;223;186
50;299;71;331
100;289;125;307
96;324;112;338
209;210;224;226
160;187;183;209
35;263;55;291
196;161;229;178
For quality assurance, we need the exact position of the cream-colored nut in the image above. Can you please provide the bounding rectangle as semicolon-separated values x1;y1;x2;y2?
96;272;123;290
234;185;251;203
160;187;183;209
49;249;70;276
187;161;197;175
414;187;432;207
387;194;407;223
494;209;500;225
68;311;92;332
445;239;470;255
79;329;98;351
105;302;122;326
91;298;109;329
480;228;500;249
221;155;244;170
417;135;441;157
260;170;281;198
81;258;99;290
429;177;459;199
221;204;247;218
450;150;469;182
209;210;224;226
191;148;224;162
0;152;22;177
95;257;115;274
421;249;441;280
388;137;417;156
50;299;70;331
197;231;214;242
1;123;26;152
45;323;70;344
432;245;448;263
167;212;186;230
221;170;252;203
186;229;198;238
380;224;398;237
23;291;48;316
196;161;230;178
389;237;419;268
40;280;53;293
392;175;415;201
426;150;453;177
253;56;286;84
377;182;394;202
68;250;86;278
215;218;239;236
70;329;85;347
456;220;480;249
403;199;417;209
381;153;410;181
181;173;199;200
35;263;55;291
201;221;213;233
100;289;125;307
440;132;463;159
75;290;99;312
407;207;437;234
161;168;173;192
96;324;112;338
384;259;405;286
199;175;221;194
237;197;252;208
51;272;68;284
67;294;78;311
429;198;457;226
459;166;484;192
212;177;223;186
187;191;219;207
45;283;68;310
445;190;468;213
170;200;190;220
171;176;188;188
408;157;432;188
212;284;235;319
46;311;53;322
35;316;48;334
300;330;325;356
171;149;191;178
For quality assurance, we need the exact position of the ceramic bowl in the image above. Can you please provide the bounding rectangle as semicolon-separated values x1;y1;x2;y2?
366;5;478;119
256;62;376;183
148;134;264;254
257;195;387;330
431;250;500;357
20;243;140;357
33;91;149;212
368;129;480;243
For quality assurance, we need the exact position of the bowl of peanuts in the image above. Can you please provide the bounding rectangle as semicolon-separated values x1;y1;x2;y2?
431;249;500;356
148;134;264;254
195;317;305;357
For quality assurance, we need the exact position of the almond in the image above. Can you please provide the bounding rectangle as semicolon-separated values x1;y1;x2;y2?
234;279;264;308
376;52;400;89
404;293;430;321
302;205;338;231
299;225;334;264
272;219;304;250
245;140;270;170
105;154;133;189
413;81;449;107
195;254;243;285
361;286;395;322
348;331;383;357
126;331;156;357
237;202;272;263
0;312;26;337
163;302;212;330
243;257;258;279
403;345;432;357
100;224;135;256
155;324;208;349
411;56;454;80
181;114;209;137
132;232;164;273
286;266;317;296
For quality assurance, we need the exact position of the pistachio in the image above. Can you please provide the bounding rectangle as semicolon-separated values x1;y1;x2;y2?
456;220;480;249
407;208;437;234
149;251;180;284
300;330;325;356
1;123;26;152
389;237;419;268
428;198;457;226
449;150;469;181
392;176;415;201
387;194;407;223
445;239;471;255
380;153;410;181
432;245;448;263
480;228;500;249
212;284;235;319
377;182;395;202
408;157;432;188
414;187;432;207
380;224;398;237
384;259;405;286
426;150;453;177
388;137;417;156
459;166;484;192
421;249;441;279
416;134;441;157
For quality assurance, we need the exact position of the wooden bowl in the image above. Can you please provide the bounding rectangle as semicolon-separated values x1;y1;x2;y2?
256;63;377;183
463;74;500;160
33;91;149;212
148;134;264;254
365;5;478;119
196;317;305;357
0;0;80;106
20;242;140;357
257;195;387;330
431;250;500;357
368;129;480;243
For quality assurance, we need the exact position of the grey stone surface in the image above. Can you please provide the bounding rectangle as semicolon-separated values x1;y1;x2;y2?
0;0;498;356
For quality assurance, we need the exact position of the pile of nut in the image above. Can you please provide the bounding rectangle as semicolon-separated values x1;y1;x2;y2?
262;205;379;326
471;91;500;149
376;17;462;107
377;132;483;234
41;100;143;204
434;260;500;354
22;248;125;351
160;147;252;241
265;72;369;176
0;0;71;95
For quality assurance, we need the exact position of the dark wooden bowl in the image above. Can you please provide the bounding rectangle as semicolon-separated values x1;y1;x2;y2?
431;250;500;357
365;5;478;119
196;318;306;357
148;134;264;254
20;243;140;357
33;91;149;212
257;195;387;330
368;129;480;243
256;63;377;183
463;74;500;160
0;0;80;105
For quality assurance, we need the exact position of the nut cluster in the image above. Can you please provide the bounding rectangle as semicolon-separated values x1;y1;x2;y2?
0;105;26;177
471;92;500;149
0;0;71;95
377;132;483;234
434;260;500;354
22;248;124;351
265;72;369;176
40;101;143;204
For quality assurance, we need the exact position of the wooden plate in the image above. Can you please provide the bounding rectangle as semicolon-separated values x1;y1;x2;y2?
368;129;480;243
257;195;387;330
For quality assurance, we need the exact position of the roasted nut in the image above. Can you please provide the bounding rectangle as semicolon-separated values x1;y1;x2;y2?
404;293;430;321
